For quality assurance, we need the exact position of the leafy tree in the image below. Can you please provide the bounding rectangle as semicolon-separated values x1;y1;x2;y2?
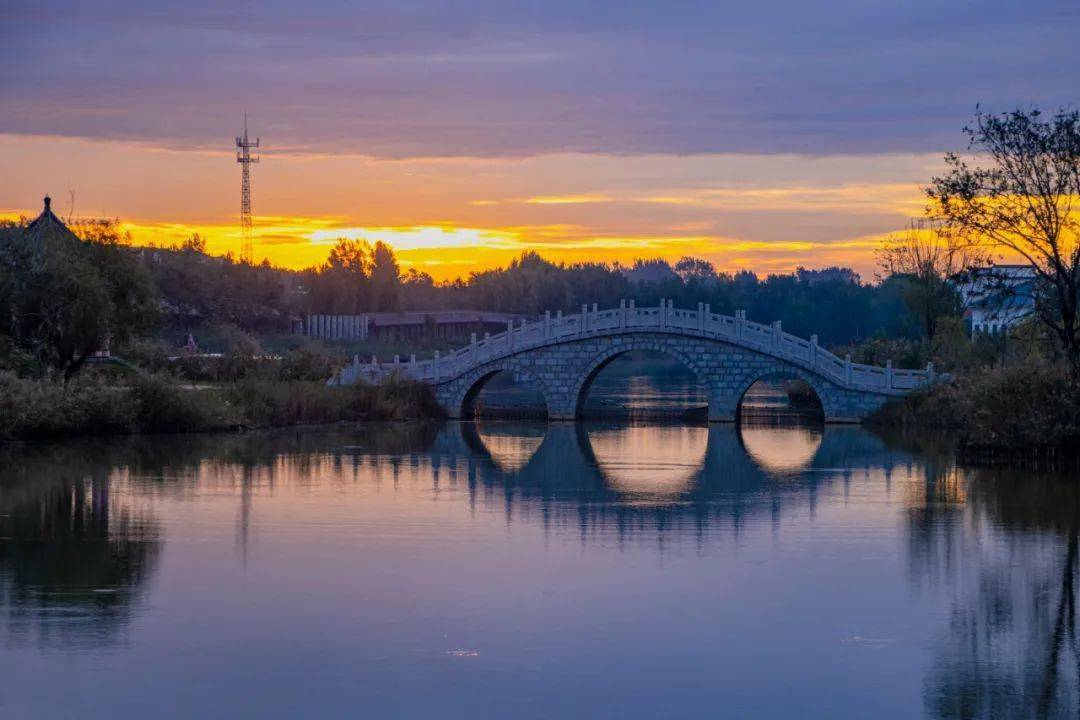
877;220;983;341
310;238;372;313
0;205;158;378
369;240;401;311
928;107;1080;371
181;233;207;254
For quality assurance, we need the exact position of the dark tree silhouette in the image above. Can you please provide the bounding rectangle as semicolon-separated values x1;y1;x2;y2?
928;108;1080;371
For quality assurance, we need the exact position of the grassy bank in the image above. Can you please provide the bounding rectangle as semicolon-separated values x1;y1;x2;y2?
0;372;442;441
870;362;1080;460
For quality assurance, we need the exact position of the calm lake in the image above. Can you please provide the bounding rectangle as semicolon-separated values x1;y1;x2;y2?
2;377;1078;718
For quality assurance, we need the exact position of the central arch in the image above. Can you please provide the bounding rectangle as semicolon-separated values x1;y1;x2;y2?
732;366;832;422
571;340;714;420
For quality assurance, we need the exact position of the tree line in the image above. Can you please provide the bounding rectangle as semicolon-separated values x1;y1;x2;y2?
142;240;918;348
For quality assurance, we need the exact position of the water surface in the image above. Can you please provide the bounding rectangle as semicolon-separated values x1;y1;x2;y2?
1;421;1077;719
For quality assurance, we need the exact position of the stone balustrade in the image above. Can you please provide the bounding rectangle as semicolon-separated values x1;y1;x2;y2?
337;300;933;396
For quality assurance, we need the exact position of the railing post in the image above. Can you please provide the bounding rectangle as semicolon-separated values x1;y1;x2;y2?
619;299;627;329
507;320;515;350
660;299;667;328
433;350;440;381
926;361;935;383
697;302;704;331
628;299;636;326
886;360;894;389
470;332;477;360
844;354;852;384
809;334;818;367
556;310;563;335
772;320;782;351
736;309;745;340
591;303;598;331
703;303;711;333
544;310;551;339
581;304;588;334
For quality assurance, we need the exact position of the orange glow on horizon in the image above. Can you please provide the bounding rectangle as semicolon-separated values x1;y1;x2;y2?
0;208;922;280
0;133;964;282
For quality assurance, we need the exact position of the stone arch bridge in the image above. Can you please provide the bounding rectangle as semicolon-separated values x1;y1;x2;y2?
337;301;935;422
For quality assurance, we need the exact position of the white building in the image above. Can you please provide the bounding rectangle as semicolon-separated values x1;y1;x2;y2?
955;265;1037;335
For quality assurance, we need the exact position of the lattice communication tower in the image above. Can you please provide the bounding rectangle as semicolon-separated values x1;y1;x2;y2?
236;115;260;264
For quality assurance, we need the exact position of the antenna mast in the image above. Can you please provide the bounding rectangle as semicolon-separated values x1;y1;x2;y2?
235;114;260;264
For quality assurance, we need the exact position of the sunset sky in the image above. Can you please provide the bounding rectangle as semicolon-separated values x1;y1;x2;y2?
2;1;1076;280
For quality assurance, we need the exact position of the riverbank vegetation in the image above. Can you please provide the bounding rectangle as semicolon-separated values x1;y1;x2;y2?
865;107;1080;457
0;372;440;441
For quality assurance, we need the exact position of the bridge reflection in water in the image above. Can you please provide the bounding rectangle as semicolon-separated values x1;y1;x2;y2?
436;419;907;545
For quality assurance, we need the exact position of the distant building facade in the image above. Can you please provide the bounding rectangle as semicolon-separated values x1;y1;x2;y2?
955;265;1037;335
297;310;533;343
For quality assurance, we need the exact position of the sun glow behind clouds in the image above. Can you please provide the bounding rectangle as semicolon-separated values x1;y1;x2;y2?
307;225;524;251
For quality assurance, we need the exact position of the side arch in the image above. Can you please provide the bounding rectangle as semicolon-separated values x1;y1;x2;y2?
730;364;835;421
569;340;715;419
453;359;552;420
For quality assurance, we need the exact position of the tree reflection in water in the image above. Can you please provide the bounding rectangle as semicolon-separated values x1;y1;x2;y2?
911;462;1080;719
0;446;161;650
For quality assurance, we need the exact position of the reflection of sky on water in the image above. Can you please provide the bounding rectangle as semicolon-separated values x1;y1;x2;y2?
0;424;1076;719
474;423;545;472
740;425;822;474
588;425;707;499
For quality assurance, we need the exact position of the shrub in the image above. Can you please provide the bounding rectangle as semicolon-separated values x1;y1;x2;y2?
0;371;441;441
872;362;1080;453
279;343;347;381
228;376;441;427
117;338;175;374
0;371;137;439
130;374;234;433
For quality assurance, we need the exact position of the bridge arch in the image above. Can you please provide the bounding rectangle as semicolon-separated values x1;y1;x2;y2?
732;366;833;421
570;340;714;419
456;359;551;420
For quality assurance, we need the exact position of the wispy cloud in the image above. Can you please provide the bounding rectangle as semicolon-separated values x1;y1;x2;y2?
524;194;614;205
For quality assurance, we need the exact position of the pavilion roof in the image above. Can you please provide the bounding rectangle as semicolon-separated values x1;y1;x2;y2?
21;196;81;246
15;196;83;270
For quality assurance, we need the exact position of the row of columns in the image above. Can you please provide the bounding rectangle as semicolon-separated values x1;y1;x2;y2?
305;314;370;341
